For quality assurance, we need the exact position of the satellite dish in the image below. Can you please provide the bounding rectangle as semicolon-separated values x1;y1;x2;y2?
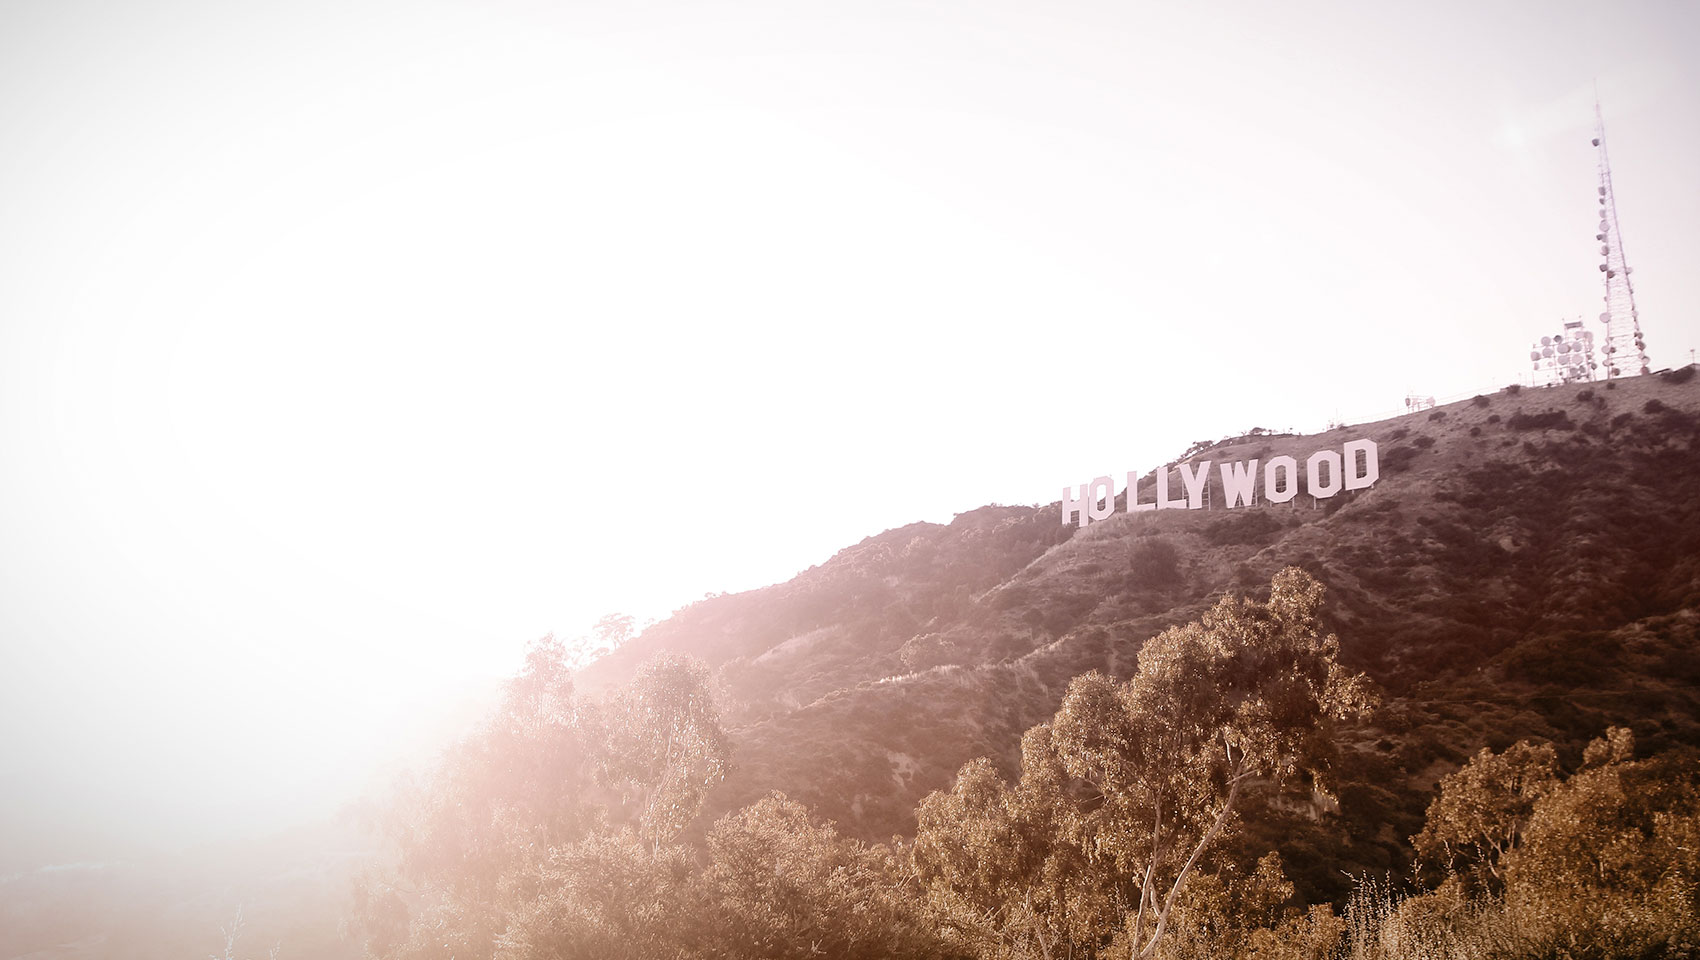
1599;220;1609;231
1542;335;1552;345
1626;266;1633;275
1599;187;1608;196
1543;346;1554;357
1600;264;1609;271
1600;312;1611;322
1592;137;1601;146
1529;350;1542;361
1608;270;1617;278
1558;342;1570;354
1601;245;1610;255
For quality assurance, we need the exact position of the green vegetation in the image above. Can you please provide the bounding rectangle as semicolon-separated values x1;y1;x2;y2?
351;643;955;960
352;573;1700;960
1507;410;1573;431
341;375;1700;960
1348;728;1700;959
912;569;1371;959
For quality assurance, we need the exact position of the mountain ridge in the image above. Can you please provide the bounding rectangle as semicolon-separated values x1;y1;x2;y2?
578;368;1700;899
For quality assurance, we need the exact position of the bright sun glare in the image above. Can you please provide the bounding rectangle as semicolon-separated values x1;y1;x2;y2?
1;0;1697;869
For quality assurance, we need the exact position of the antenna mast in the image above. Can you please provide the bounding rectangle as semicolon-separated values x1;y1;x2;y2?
1592;101;1649;378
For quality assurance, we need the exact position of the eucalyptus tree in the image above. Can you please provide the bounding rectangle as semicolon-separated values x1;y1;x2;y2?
914;725;1110;960
594;653;730;850
1413;738;1559;887
915;568;1374;959
692;793;962;960
351;643;728;960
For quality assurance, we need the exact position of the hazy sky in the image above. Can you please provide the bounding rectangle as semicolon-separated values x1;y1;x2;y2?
2;0;1697;868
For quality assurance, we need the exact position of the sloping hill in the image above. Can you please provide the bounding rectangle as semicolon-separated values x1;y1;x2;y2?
579;368;1700;899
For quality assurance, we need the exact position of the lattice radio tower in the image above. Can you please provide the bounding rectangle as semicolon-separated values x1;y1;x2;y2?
1592;101;1649;378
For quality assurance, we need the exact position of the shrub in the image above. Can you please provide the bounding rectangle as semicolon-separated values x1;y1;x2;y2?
1508;410;1573;431
1576;389;1594;402
1504;384;1522;395
1352;734;1700;960
1204;510;1285;546
1413;436;1436;449
1469;426;1482;437
1660;365;1695;384
1487;414;1501;424
1129;537;1183;587
1428;410;1446;422
1472;395;1490;407
1388;427;1410;441
1611;412;1633;429
1644;398;1667;414
1383;446;1419;473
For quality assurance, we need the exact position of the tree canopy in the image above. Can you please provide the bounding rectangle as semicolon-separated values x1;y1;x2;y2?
347;572;1699;960
915;567;1374;959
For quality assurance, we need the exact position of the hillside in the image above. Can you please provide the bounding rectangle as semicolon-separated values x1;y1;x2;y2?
18;369;1691;960
579;367;1700;901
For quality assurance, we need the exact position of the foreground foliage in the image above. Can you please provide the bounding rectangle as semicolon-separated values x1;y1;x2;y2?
352;571;1699;960
351;641;954;960
1360;727;1700;960
913;567;1373;959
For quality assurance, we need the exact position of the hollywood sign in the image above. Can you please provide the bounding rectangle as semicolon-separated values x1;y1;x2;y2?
1062;439;1380;527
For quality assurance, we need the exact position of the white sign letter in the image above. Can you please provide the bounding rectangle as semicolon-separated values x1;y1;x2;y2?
1306;450;1343;499
1126;470;1155;512
1220;459;1258;508
1264;455;1298;504
1061;483;1088;527
1088;475;1115;523
1155;466;1188;509
1344;439;1379;491
1179;461;1211;510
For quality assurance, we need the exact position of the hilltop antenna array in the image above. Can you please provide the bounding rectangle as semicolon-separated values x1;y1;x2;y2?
1592;102;1649;378
1530;318;1596;385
